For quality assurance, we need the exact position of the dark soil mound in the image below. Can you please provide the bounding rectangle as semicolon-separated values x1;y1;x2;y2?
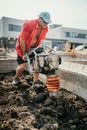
0;71;87;130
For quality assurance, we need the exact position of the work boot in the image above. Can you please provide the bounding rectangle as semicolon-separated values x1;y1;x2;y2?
32;80;43;87
12;76;20;85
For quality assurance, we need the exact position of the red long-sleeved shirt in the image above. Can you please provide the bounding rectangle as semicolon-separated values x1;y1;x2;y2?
16;19;48;57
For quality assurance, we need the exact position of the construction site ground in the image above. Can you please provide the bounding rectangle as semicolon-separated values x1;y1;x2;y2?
0;71;87;130
0;50;87;130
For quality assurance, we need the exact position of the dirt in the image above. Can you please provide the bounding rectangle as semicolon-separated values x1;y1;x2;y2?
0;71;87;130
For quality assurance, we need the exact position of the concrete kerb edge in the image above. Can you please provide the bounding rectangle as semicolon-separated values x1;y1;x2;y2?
57;68;87;101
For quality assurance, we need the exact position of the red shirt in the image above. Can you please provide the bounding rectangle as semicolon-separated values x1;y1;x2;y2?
16;19;48;57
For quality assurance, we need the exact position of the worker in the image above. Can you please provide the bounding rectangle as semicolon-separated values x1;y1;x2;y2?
12;11;51;85
71;44;76;58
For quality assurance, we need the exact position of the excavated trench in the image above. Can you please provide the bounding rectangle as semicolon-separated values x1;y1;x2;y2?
0;71;87;130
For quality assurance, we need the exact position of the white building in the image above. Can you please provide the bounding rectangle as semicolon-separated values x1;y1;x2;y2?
0;17;87;49
0;17;25;48
0;16;25;39
47;24;87;48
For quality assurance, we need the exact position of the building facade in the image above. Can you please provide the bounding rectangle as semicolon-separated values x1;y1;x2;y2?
47;24;87;49
0;17;25;48
0;17;87;50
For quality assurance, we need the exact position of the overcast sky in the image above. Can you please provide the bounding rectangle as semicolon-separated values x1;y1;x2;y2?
0;0;87;29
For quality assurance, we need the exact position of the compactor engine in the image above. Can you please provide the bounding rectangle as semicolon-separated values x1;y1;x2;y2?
27;45;61;75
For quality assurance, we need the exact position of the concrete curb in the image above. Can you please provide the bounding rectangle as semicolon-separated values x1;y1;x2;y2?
58;62;87;101
0;59;18;73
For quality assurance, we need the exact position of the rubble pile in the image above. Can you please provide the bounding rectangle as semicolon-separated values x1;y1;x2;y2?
0;71;87;130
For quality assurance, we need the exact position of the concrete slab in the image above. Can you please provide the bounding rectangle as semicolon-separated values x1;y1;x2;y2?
0;59;18;73
58;62;87;101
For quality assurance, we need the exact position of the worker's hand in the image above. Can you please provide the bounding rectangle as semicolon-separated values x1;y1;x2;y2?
22;54;27;61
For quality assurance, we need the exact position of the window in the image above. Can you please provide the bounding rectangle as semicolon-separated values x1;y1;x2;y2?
72;33;78;38
85;34;87;39
65;31;87;39
78;33;85;39
9;24;22;32
65;32;70;37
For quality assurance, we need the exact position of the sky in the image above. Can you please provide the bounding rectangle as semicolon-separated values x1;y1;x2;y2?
0;0;87;30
